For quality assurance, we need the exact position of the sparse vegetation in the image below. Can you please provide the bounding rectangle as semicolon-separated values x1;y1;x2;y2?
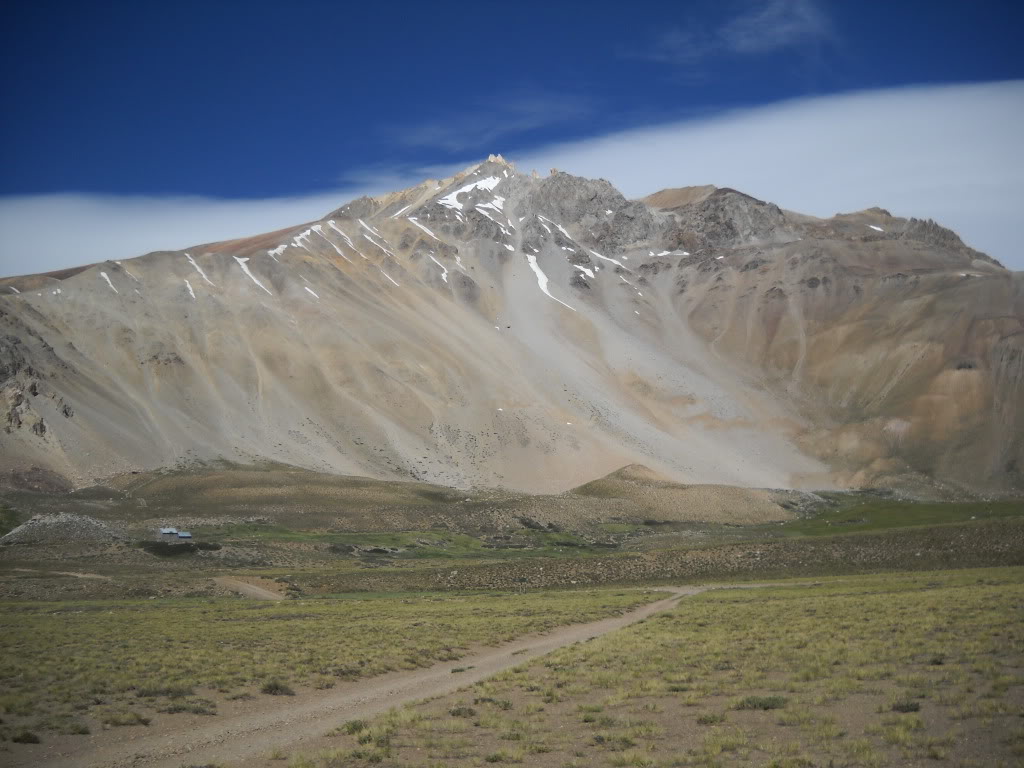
282;567;1024;767
0;587;657;733
3;470;1024;764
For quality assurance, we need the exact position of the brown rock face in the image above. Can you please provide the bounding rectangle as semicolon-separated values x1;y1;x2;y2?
0;160;1020;495
680;234;1022;493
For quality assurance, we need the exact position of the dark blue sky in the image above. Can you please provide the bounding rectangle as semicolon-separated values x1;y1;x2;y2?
2;0;1022;199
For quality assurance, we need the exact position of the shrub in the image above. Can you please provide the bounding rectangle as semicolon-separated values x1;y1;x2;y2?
12;729;40;744
735;695;787;710
137;540;221;556
476;697;513;709
485;751;522;763
158;697;217;715
101;709;151;727
136;683;194;698
449;706;477;718
342;719;367;734
697;712;727;724
891;700;921;713
260;679;294;696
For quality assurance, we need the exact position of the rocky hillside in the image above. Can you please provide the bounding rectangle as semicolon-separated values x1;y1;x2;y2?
1;156;1021;494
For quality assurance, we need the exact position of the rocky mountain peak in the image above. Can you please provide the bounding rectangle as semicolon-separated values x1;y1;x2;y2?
0;159;1020;496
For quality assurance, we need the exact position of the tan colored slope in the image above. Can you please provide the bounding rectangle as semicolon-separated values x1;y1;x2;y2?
0;162;1019;496
676;213;1023;492
9;463;794;535
641;185;717;209
572;464;794;524
0;264;94;293
0;164;826;494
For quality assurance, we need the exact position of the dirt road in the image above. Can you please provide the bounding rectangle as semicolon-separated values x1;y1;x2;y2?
11;568;111;580
18;584;765;768
213;576;284;600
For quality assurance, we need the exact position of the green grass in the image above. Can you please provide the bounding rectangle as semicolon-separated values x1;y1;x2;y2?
186;523;609;560
758;496;1024;538
596;523;643;534
0;504;27;537
5;467;1022;587
0;587;659;733
734;695;787;710
264;516;1024;594
285;566;1024;767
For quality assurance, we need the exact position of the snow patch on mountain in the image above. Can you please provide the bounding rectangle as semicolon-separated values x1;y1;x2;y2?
438;176;501;211
233;256;272;295
525;253;575;312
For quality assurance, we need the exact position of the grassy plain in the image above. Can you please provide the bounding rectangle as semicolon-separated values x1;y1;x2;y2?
189;523;607;560
285;567;1024;768
179;496;1024;562
750;496;1024;539
2;466;1023;760
0;587;660;741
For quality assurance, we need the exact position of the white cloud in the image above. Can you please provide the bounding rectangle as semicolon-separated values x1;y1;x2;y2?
393;91;594;152
628;0;831;64
720;0;830;54
1;80;1022;278
509;80;1024;269
0;187;396;279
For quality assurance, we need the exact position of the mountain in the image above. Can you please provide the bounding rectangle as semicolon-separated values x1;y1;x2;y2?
1;156;1021;495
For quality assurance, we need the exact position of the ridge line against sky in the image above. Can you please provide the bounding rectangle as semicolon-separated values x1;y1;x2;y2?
1;80;1022;277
